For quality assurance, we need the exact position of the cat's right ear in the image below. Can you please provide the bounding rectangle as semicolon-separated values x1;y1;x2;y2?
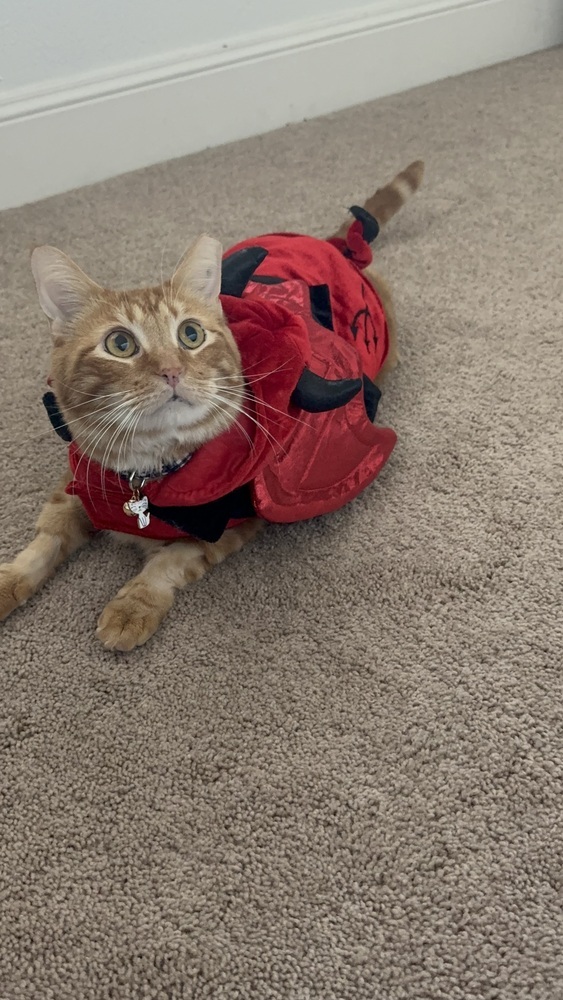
171;234;223;304
31;246;101;333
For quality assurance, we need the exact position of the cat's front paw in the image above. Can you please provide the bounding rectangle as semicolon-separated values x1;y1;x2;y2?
0;564;34;621
96;585;167;651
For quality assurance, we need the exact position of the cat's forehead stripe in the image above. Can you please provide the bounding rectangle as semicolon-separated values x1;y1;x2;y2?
120;294;179;329
160;298;177;319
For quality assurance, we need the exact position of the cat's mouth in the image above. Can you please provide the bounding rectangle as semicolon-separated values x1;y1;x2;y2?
158;385;199;409
143;387;211;425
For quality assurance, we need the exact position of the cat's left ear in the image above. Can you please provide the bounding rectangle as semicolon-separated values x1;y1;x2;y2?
31;246;102;334
171;234;222;303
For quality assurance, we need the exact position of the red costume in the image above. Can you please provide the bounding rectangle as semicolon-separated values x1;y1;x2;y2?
44;211;397;543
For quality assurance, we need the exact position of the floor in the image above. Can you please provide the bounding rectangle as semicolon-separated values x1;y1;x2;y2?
1;46;562;1000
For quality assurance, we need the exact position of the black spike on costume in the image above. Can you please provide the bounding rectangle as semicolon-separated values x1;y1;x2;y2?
220;247;269;297
349;205;380;244
362;376;381;422
291;368;362;413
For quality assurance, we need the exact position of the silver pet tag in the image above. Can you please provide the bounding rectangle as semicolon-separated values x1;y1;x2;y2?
123;476;150;529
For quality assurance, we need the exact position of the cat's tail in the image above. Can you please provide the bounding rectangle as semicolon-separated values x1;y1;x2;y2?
331;160;425;240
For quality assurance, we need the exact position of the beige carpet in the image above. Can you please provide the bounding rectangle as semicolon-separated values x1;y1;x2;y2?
1;47;563;999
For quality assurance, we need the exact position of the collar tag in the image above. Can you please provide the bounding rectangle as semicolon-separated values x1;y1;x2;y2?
123;476;150;529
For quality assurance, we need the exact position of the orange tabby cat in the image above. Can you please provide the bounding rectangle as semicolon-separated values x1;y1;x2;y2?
0;161;423;649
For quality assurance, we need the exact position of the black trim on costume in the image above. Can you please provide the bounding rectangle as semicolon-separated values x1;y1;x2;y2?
251;274;285;285
349;205;380;244
150;484;256;543
362;376;381;422
43;392;72;442
291;368;362;413
220;246;269;297
308;284;334;331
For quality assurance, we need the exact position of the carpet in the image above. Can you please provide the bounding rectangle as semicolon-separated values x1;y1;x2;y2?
1;47;562;1000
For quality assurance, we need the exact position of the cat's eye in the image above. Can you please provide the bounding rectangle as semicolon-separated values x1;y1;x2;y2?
104;328;138;358
178;320;206;350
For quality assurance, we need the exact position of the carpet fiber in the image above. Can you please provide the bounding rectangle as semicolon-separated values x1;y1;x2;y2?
1;48;562;1000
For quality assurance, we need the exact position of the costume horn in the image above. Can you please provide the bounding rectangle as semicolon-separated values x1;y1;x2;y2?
220;246;268;297
291;369;362;413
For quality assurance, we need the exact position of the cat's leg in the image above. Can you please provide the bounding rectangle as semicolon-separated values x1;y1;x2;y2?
0;471;94;621
96;519;263;651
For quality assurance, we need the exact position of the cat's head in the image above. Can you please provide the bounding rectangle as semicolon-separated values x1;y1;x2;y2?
31;235;244;473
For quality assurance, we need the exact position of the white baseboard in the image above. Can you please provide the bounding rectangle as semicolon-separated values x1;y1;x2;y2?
0;0;561;210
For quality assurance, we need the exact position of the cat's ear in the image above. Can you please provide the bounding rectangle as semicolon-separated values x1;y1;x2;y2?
31;246;101;331
171;234;222;303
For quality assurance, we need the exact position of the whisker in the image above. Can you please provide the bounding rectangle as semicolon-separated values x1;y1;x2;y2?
97;400;148;503
205;398;255;453
78;404;139;508
50;381;129;400
203;390;289;458
55;395;137;426
211;360;291;386
115;401;147;482
72;397;139;455
217;385;312;431
72;398;143;500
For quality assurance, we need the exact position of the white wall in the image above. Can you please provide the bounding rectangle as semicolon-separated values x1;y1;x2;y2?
0;0;366;99
1;0;562;209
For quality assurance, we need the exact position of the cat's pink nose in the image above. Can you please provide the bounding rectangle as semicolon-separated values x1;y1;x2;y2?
160;368;181;388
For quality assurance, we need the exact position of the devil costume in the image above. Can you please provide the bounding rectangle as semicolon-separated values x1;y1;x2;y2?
43;209;397;543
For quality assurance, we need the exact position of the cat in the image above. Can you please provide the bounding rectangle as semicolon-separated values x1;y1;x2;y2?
0;160;424;650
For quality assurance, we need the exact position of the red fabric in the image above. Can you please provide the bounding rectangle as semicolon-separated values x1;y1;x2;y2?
327;218;374;269
66;230;396;539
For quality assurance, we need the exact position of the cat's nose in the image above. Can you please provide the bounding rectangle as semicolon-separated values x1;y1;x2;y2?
160;368;181;388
